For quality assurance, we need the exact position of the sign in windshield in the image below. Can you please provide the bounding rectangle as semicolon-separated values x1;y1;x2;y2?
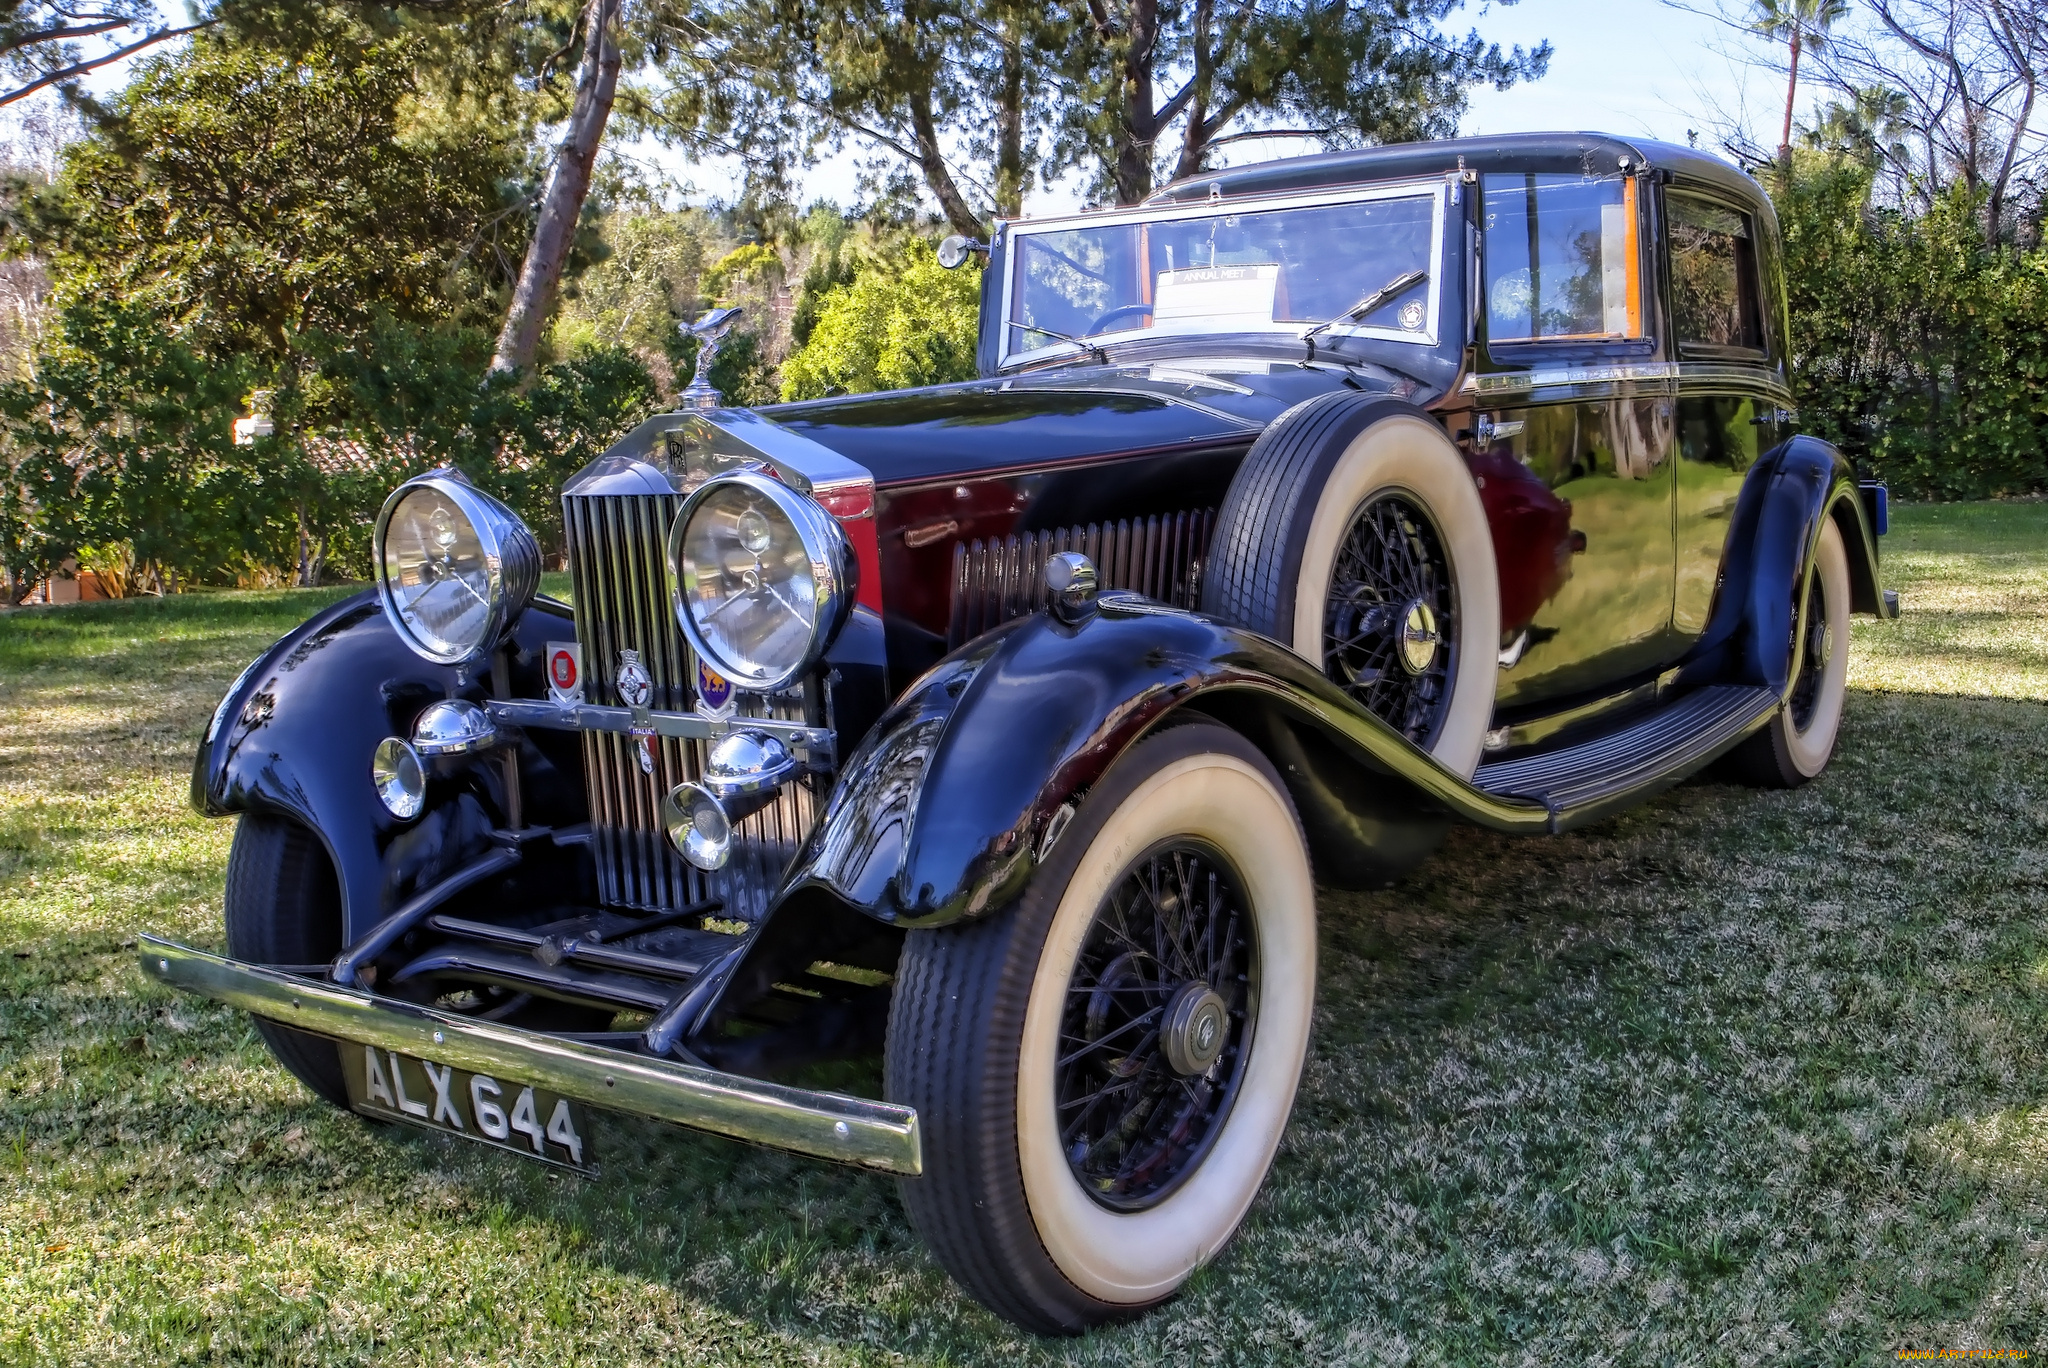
1000;183;1446;367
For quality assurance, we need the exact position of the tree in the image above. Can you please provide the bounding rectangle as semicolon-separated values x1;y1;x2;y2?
490;0;625;373
0;0;213;109
1750;0;1850;164
0;22;661;588
1057;0;1550;204
779;237;979;398
638;0;1040;238
29;25;527;359
549;206;706;364
1802;83;1912;172
1773;150;2048;499
0;299;261;596
652;0;1548;232
1810;0;2044;245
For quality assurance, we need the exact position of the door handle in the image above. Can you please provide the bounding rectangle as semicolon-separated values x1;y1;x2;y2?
1471;414;1525;446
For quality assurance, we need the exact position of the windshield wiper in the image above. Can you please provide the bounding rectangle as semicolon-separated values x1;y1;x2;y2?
1301;268;1430;359
1008;320;1108;364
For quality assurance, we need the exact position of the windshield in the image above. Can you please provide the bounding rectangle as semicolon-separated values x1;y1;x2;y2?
1000;184;1445;367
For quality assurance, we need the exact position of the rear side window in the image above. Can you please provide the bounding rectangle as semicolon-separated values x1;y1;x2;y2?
1667;193;1763;353
1482;174;1642;343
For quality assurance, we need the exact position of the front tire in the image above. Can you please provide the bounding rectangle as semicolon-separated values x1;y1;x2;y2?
886;723;1315;1333
1727;516;1852;787
224;814;351;1109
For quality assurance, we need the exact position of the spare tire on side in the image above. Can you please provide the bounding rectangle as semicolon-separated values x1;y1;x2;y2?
1201;392;1499;779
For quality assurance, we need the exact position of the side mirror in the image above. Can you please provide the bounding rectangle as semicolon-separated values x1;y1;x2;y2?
937;235;987;270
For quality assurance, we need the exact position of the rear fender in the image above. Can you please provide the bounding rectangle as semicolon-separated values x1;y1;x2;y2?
191;590;584;941
1678;435;1889;696
771;596;1539;934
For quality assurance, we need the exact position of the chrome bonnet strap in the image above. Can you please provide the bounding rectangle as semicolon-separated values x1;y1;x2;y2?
138;936;921;1175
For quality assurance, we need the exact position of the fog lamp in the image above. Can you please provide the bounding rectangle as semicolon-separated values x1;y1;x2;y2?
703;730;797;799
411;699;498;757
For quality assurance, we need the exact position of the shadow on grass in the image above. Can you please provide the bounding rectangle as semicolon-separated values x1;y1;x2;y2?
195;686;2042;1361
8;575;2048;1359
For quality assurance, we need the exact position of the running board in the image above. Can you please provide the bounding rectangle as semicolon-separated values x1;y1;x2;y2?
1474;685;1779;824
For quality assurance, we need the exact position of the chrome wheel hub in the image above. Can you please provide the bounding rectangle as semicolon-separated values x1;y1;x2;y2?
1397;598;1440;675
1162;981;1231;1076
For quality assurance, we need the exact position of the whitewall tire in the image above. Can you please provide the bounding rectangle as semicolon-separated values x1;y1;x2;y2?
886;722;1315;1333
1729;515;1853;787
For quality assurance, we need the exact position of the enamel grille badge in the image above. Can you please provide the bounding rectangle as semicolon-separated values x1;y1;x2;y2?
616;649;657;774
615;648;653;708
695;657;734;717
546;642;583;707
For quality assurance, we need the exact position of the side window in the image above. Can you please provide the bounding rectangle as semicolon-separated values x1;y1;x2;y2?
1667;193;1763;354
1482;174;1641;343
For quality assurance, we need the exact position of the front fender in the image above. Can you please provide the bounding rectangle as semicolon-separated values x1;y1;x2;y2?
191;590;581;940
1681;434;1889;697
775;595;1554;931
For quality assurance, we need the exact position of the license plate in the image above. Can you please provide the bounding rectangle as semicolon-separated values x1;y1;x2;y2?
341;1042;597;1175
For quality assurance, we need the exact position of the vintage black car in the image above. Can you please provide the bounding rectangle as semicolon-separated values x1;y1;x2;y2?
146;131;1893;1333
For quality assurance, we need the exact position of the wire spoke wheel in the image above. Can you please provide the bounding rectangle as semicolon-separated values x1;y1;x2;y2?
1055;840;1255;1211
1323;491;1457;746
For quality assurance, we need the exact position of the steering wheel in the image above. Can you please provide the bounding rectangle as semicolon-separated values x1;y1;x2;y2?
1084;303;1155;336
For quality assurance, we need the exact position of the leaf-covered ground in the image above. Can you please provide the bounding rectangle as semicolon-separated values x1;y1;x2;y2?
2;505;2044;1365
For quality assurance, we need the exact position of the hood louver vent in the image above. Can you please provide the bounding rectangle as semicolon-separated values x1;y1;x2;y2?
947;508;1216;648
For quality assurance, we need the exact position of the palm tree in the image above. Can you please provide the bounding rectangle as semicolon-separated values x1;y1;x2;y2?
1751;0;1851;164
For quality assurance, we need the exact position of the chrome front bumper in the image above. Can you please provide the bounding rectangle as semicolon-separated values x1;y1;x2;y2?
138;936;922;1175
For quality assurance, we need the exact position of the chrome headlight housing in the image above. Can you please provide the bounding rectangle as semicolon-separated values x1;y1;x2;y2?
374;471;541;666
669;471;855;693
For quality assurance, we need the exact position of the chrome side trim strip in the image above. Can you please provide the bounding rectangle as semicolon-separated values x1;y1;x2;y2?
138;936;923;1175
1464;360;1794;405
487;698;833;762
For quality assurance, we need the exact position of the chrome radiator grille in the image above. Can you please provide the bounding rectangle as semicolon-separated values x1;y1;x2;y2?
562;493;819;921
947;508;1216;647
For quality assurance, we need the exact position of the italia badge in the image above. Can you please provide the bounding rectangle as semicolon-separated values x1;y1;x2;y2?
616;648;656;774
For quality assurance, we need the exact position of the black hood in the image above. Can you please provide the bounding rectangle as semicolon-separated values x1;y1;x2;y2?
763;360;1396;486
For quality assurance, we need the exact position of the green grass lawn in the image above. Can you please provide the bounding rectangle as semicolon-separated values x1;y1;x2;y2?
3;505;2046;1364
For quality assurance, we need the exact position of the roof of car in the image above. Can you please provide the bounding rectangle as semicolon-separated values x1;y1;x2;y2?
1147;131;1767;215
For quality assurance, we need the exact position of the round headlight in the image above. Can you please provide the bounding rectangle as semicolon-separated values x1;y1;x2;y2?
374;471;541;666
669;472;854;693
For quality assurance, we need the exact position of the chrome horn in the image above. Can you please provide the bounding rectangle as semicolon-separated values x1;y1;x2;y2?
662;731;802;871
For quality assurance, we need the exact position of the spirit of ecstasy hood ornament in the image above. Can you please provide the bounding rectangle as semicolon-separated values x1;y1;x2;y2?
679;307;743;410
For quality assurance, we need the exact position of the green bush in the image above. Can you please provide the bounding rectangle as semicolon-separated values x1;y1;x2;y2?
0;303;657;596
0;301;260;595
779;240;980;401
1778;157;2048;500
